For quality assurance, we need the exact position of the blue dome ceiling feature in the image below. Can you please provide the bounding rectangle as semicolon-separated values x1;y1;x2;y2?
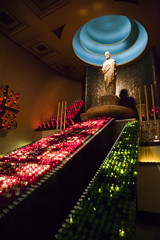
86;15;131;44
72;15;148;66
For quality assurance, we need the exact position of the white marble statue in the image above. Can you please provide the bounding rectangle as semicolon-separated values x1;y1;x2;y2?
101;52;117;95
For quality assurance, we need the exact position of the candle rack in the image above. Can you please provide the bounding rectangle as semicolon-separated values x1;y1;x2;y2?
0;117;112;212
138;85;160;143
54;121;139;240
0;85;20;130
0;117;114;240
35;100;83;131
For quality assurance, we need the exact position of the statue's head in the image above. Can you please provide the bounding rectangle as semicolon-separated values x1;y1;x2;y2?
105;52;110;59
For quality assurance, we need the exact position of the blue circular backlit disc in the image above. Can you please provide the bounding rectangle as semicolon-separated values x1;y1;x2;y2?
72;15;148;66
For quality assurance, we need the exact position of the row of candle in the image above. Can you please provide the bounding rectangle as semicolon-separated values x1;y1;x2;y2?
36;100;83;131
138;84;159;122
0;117;111;211
1;118;110;164
1;165;50;184
54;121;139;240
0;162;51;208
54;100;83;122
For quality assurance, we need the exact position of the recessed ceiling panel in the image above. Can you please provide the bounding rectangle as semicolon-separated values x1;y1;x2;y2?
22;0;70;18
51;59;76;74
23;38;60;59
0;6;29;36
72;15;148;66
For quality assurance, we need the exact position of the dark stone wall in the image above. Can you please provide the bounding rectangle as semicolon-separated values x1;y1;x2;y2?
83;47;160;112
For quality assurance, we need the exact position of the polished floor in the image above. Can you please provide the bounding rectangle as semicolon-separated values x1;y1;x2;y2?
135;211;160;240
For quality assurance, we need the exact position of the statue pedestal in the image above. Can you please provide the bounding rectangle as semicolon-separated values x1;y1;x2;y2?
80;94;136;121
99;94;120;105
85;105;135;120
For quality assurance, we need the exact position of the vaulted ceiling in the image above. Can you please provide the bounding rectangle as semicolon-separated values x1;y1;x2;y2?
0;0;160;82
